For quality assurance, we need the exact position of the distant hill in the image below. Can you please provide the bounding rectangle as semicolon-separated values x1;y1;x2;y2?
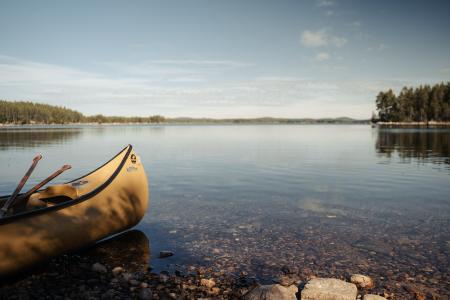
167;116;368;124
0;100;368;125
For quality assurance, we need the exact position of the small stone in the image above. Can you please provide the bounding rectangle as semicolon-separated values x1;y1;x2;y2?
200;278;215;288
210;287;220;295
159;273;169;283
112;266;124;276
121;272;133;282
129;279;140;286
159;251;174;258
244;284;298;300
404;284;426;300
364;295;387;300
350;274;374;289
276;275;301;287
139;288;153;300
301;278;357;300
91;263;107;273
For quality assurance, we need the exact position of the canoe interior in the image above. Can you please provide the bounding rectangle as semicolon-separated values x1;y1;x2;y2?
0;145;130;218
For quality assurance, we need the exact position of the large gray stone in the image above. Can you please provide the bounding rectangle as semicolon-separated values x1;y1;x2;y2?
244;283;298;300
363;295;387;300
301;278;357;300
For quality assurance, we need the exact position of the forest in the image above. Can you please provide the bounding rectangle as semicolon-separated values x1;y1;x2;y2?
374;82;450;122
0;100;368;124
0;100;165;124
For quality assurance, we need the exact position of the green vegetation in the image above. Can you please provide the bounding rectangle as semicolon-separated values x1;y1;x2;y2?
374;82;450;123
0;100;368;125
0;100;84;124
0;100;165;124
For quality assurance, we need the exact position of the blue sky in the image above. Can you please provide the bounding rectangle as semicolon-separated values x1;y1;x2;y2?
0;0;449;118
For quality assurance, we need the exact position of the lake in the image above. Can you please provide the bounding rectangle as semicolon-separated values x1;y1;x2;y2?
0;125;449;295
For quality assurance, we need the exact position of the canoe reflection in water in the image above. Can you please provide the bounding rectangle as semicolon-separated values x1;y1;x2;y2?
83;229;150;273
0;229;150;298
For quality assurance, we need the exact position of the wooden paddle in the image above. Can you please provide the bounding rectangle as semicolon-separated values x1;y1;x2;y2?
15;164;72;204
0;154;42;217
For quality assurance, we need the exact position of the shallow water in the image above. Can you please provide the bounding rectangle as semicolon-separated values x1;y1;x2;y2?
0;125;449;292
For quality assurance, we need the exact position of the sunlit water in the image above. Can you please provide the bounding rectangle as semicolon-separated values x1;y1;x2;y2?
0;125;449;287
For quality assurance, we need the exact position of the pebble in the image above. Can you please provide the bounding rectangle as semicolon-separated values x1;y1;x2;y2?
350;274;374;289
112;266;124;276
211;287;221;295
200;278;216;288
275;274;301;287
159;251;174;258
91;263;107;273
138;288;153;300
129;279;140;286
159;273;169;283
121;272;133;282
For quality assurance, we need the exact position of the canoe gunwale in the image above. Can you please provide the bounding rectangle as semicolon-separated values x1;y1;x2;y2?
0;144;133;226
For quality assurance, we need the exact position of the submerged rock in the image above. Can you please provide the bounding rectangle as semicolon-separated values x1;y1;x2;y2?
350;274;374;289
244;284;297;300
159;251;174;258
301;278;357;300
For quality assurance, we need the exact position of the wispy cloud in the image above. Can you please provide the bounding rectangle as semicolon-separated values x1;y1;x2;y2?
315;52;331;61
315;0;335;7
0;55;432;118
367;43;388;52
300;29;347;48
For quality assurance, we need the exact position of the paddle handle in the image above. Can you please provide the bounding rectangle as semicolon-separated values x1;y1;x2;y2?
0;154;42;217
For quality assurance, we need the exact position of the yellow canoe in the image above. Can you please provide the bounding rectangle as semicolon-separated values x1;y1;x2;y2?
0;145;149;277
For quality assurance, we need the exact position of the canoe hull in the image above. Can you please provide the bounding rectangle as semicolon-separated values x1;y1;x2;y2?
0;146;149;277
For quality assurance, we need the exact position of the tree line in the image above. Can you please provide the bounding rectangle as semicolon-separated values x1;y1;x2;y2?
374;82;450;122
0;100;165;124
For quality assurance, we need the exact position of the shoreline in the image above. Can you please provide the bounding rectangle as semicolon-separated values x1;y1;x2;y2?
0;245;438;300
0;226;446;299
2;121;450;127
375;121;450;126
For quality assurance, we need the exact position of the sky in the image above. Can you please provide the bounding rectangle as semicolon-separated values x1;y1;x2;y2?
0;0;449;118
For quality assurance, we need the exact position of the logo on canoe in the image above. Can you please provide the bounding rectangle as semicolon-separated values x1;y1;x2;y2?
130;154;137;164
127;166;138;172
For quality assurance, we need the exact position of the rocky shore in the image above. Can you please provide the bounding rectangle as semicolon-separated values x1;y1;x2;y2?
0;255;399;300
0;247;444;300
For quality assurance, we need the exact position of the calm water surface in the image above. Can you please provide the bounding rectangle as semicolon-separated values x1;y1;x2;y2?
0;125;449;290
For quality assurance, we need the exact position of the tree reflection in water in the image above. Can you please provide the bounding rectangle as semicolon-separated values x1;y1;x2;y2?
0;128;82;150
375;128;450;166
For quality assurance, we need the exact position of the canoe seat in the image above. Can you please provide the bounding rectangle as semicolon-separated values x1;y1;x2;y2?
37;184;79;200
26;184;78;210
